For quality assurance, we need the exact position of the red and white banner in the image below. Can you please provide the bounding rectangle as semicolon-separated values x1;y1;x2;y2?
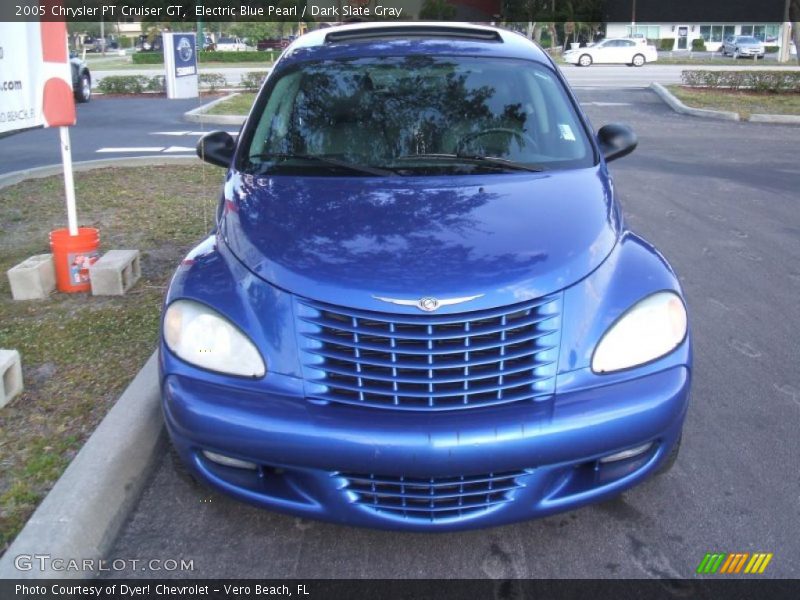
0;18;75;135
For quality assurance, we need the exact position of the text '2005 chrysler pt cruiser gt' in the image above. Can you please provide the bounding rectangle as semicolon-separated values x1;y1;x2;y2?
161;22;691;531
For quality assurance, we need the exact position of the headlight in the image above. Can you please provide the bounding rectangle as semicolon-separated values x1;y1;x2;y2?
163;300;266;377
592;291;687;374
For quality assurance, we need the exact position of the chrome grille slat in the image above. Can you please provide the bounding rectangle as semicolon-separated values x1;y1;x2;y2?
300;312;555;340
310;358;553;385
314;373;553;398
302;296;555;324
305;330;555;356
339;470;529;521
298;295;561;411
306;335;557;369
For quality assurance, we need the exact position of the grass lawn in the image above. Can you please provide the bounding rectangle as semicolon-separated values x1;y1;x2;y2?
206;92;257;115
0;164;219;552
666;85;800;119
656;56;780;66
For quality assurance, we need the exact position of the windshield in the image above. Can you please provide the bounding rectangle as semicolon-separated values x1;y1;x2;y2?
736;37;759;44
241;56;594;176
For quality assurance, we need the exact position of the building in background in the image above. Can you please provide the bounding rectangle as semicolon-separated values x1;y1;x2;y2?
605;22;787;51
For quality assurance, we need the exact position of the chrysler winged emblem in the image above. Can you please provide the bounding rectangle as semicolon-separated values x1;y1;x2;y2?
373;294;484;312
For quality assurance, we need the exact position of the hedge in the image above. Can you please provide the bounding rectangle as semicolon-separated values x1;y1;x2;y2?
97;73;269;94
765;45;779;53
659;38;675;51
199;50;274;63
681;70;800;93
131;52;163;65
97;75;152;94
132;50;275;65
199;73;227;91
691;38;706;51
239;71;267;91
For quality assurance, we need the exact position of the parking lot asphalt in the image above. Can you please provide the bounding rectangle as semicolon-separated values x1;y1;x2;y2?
0;96;210;175
101;88;797;578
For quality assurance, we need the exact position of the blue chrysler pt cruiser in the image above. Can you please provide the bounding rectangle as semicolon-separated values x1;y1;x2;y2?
161;23;691;531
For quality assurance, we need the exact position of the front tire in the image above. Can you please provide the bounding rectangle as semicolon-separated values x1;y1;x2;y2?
733;48;740;59
578;54;593;67
632;53;645;67
75;73;91;103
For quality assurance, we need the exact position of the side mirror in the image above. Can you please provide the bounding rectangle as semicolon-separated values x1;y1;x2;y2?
197;131;235;168
597;123;637;163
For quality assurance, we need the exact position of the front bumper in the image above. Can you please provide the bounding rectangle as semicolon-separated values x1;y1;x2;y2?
163;364;690;531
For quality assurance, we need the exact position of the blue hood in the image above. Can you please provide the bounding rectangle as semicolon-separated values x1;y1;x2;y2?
219;167;619;311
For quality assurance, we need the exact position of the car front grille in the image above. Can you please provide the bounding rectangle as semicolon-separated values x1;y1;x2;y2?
296;294;561;411
338;470;530;521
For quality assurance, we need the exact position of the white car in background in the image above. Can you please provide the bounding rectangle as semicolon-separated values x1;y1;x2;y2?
215;36;248;52
564;38;658;67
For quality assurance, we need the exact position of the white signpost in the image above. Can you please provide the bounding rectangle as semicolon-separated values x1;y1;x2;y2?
163;32;199;99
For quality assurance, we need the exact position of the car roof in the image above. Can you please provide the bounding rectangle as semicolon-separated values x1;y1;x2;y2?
283;22;551;65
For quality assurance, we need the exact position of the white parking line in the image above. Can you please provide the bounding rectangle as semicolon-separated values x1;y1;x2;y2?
582;102;632;106
150;131;239;137
163;146;196;153
96;147;166;153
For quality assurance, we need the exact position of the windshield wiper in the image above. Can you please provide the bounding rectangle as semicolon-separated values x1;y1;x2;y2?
395;153;546;173
248;153;400;177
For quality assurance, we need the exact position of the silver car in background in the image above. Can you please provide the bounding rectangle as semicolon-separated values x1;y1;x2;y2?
721;36;765;58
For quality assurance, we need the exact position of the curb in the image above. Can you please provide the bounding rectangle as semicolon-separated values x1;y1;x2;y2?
650;82;800;125
650;82;740;121
749;112;800;124
184;92;247;126
0;352;164;579
0;155;201;189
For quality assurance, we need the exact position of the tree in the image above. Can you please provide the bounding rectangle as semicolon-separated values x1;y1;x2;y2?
792;0;800;65
419;0;457;20
226;22;283;42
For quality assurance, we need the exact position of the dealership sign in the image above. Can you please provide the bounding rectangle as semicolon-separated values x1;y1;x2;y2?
164;32;199;99
0;21;75;135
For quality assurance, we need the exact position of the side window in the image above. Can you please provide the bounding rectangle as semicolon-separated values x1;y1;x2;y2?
248;72;303;158
520;70;587;161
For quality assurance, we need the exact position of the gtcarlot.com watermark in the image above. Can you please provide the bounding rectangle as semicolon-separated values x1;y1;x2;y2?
14;553;194;573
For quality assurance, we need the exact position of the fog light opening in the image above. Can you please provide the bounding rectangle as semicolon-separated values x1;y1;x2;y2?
599;442;654;464
202;450;258;470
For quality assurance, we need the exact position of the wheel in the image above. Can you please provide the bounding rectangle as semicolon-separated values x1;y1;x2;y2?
632;53;645;67
655;434;682;475
75;73;91;103
733;48;740;59
578;54;592;67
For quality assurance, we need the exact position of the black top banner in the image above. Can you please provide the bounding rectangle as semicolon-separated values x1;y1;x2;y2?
0;0;791;23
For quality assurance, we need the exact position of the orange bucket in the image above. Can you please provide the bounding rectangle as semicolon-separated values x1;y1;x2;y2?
49;227;100;293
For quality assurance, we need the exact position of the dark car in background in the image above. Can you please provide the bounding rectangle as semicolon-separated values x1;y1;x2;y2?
70;55;91;103
135;34;163;52
256;38;290;51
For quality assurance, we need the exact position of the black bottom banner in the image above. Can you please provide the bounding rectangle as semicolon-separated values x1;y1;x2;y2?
2;579;798;600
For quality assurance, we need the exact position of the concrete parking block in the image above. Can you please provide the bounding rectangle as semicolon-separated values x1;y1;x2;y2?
89;250;141;296
0;349;24;408
6;254;56;300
